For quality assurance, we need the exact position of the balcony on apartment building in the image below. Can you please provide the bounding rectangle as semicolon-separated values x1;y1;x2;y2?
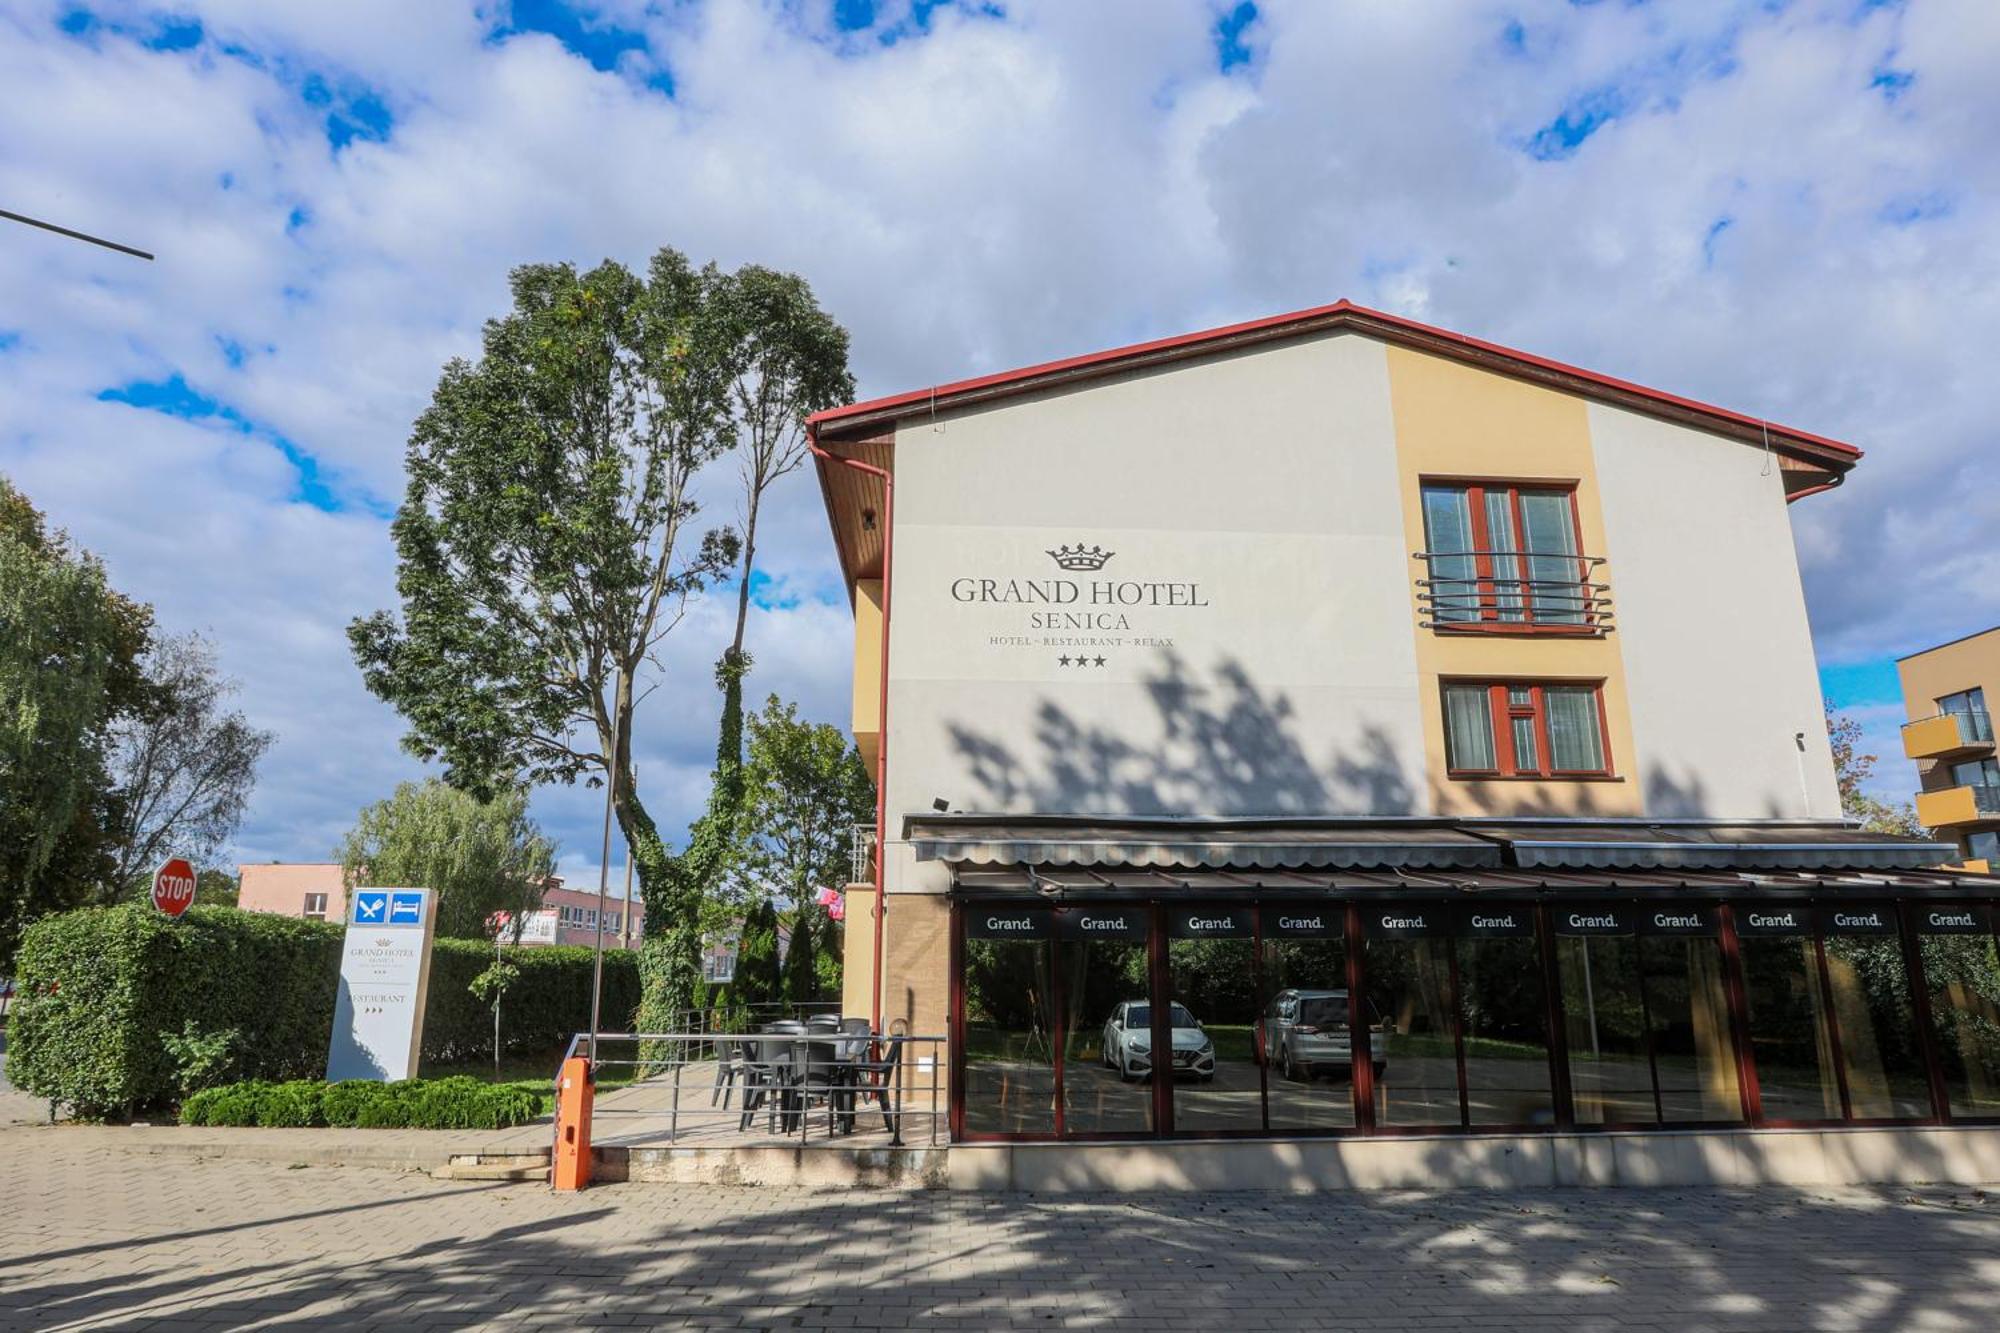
1915;778;2000;831
1902;707;1995;762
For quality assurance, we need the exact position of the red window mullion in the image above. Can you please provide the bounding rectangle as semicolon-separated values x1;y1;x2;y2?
1466;485;1498;621
1489;684;1515;772
1509;488;1534;625
1531;684;1554;778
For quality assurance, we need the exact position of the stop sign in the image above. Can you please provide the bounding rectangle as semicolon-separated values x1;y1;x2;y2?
152;857;197;917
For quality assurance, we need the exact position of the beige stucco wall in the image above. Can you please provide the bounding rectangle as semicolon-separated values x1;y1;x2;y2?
1587;402;1839;819
238;862;347;919
881;333;1427;892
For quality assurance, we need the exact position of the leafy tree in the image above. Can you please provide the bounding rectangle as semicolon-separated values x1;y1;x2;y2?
1826;706;1926;837
736;695;872;1003
731;897;782;1008
104;632;274;894
336;779;557;940
0;475;153;962
349;251;851;1032
468;961;521;1073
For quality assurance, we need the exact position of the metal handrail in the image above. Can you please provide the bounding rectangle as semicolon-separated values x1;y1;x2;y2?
1413;549;1611;631
849;825;876;886
1906;709;1995;745
557;1028;947;1150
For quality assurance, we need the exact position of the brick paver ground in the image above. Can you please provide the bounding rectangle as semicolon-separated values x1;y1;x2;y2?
7;1132;2000;1331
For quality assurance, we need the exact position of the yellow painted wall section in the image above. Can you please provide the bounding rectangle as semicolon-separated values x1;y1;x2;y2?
1384;346;1642;817
852;578;883;778
840;884;880;1021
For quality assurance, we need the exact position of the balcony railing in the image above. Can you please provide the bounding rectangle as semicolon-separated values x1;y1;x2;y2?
850;824;877;885
1903;708;1995;757
1414;550;1612;634
1916;782;2000;828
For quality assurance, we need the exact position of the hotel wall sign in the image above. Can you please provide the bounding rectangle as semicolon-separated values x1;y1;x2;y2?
1366;906;1445;938
1636;905;1719;936
1818;904;1900;935
1732;905;1811;936
949;538;1214;662
1455;906;1536;938
1551;904;1633;937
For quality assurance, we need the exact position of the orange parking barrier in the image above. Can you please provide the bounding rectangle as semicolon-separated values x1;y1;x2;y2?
552;1056;594;1191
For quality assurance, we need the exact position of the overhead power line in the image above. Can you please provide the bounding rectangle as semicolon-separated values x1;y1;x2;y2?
0;207;154;260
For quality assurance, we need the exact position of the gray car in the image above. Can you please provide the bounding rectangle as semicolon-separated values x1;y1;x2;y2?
1256;988;1386;1082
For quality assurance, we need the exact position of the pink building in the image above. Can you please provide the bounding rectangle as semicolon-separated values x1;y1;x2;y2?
496;880;645;949
237;862;346;921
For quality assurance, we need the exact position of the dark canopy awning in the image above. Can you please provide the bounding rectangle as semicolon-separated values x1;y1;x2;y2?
907;814;1956;874
949;862;2000;902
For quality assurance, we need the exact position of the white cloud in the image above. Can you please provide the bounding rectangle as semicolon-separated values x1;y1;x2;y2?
3;0;1994;866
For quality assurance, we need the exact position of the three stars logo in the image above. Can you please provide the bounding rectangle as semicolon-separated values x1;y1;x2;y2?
1055;655;1109;669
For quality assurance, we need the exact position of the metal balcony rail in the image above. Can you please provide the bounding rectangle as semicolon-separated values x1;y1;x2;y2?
850;824;876;885
555;1027;946;1151
1414;550;1611;632
1969;783;2000;815
1910;709;1997;745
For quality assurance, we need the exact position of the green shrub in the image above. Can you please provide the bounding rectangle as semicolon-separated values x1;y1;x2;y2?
8;904;640;1118
180;1076;539;1131
257;1080;326;1128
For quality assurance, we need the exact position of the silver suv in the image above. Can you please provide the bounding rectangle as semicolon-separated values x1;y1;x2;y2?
1256;988;1386;1083
1101;1000;1216;1082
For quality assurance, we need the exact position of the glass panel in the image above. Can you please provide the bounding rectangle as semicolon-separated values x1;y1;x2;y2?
1520;489;1583;624
1969;831;2000;864
1261;934;1358;1131
1822;925;1931;1120
1168;936;1259;1132
1420;486;1478;624
1558;933;1654;1124
962;937;1057;1135
1545;687;1606;773
1510;713;1540;774
1737;934;1841;1121
1485;490;1524;620
1457;924;1557;1127
1917;916;2000;1119
1950;759;1999;788
1639;934;1743;1121
1060;933;1154;1135
1366;935;1461;1127
1443;685;1495;772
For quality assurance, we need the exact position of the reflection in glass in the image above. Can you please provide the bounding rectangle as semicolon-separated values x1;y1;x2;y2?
1260;938;1357;1131
1366;938;1461;1126
1921;930;2000;1118
961;938;1056;1135
1457;934;1556;1126
1558;934;1653;1124
1822;934;1931;1119
1639;936;1743;1122
1738;936;1840;1121
1060;938;1154;1135
1169;938;1257;1132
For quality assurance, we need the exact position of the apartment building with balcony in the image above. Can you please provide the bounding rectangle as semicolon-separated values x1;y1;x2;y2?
1900;628;2000;871
810;300;2000;1186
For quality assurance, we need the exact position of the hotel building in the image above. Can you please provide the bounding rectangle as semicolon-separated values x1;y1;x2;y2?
1900;627;2000;872
809;300;2000;1182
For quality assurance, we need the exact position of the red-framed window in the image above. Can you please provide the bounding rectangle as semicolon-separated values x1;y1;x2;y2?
1442;680;1612;778
1419;481;1599;632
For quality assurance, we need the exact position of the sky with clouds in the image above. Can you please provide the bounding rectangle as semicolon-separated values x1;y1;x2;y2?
3;0;1995;889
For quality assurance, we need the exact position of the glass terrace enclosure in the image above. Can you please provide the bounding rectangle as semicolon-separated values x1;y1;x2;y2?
951;895;2000;1140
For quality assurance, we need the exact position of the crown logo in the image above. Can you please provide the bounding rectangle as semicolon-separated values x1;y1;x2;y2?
1046;543;1114;572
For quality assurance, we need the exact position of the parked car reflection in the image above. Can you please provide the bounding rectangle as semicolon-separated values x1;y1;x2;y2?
1101;1000;1216;1081
1256;988;1387;1082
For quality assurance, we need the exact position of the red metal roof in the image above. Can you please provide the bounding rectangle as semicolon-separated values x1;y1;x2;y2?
808;298;1862;467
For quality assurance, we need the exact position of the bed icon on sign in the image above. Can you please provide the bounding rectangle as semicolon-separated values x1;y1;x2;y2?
389;893;424;925
354;892;388;923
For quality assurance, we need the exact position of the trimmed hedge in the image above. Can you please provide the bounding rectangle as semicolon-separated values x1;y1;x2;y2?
181;1076;541;1130
8;904;638;1118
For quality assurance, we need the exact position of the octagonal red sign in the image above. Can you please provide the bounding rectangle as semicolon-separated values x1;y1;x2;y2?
152;857;197;917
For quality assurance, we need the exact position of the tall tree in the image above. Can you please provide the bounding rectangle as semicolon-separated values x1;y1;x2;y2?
0;476;152;961
350;251;851;1030
104;632;274;894
1826;706;1926;837
337;779;557;940
735;695;873;1002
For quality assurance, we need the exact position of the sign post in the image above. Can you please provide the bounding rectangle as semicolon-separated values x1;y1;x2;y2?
326;887;437;1082
151;857;197;917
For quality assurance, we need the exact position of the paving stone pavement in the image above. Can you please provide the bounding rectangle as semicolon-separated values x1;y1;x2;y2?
7;1132;2000;1331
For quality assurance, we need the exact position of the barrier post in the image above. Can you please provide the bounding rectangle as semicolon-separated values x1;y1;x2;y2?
552;1055;594;1191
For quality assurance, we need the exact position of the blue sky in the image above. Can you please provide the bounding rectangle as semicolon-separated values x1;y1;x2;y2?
3;0;1995;882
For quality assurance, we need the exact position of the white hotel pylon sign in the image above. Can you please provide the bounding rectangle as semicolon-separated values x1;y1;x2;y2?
326;887;437;1082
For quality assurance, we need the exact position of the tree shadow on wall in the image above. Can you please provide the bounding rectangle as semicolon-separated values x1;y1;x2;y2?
947;650;1418;817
